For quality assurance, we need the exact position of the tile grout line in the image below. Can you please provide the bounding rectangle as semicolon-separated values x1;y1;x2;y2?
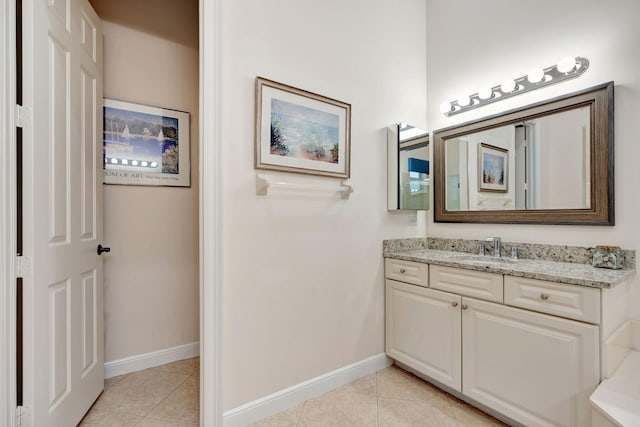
137;369;197;424
80;371;136;426
294;400;306;427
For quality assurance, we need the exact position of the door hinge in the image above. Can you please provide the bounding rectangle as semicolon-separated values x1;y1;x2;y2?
15;256;31;279
14;105;31;128
16;405;31;427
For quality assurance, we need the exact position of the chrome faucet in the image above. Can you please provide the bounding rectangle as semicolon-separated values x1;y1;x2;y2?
486;237;501;257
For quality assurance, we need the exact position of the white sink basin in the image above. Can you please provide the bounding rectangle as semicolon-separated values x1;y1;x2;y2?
451;254;518;265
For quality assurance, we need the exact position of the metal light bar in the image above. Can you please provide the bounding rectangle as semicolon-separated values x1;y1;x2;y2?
440;56;589;117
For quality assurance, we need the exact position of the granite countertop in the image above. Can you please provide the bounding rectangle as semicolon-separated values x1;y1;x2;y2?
385;247;634;289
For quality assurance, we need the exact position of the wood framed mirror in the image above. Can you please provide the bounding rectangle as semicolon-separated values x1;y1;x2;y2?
433;82;614;225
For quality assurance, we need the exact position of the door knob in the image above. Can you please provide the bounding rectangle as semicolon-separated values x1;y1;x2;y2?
97;244;111;255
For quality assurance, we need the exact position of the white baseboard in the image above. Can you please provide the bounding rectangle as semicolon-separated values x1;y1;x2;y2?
223;353;392;427
104;342;200;379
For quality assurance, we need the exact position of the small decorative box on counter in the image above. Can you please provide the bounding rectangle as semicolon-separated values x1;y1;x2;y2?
592;245;623;270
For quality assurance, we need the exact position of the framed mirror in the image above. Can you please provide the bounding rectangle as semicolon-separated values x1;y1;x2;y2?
388;124;430;211
433;82;614;225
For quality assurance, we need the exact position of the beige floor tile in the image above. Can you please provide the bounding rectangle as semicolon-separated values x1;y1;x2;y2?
297;388;378;427
85;358;511;427
377;366;449;406
378;397;458;427
334;373;377;397
104;375;127;391
152;357;200;376
135;418;199;427
78;408;142;426
248;402;304;427
92;369;189;416
450;398;507;427
147;374;199;423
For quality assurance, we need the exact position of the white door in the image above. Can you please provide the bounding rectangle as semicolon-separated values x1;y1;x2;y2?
462;297;599;427
385;280;462;391
23;0;104;424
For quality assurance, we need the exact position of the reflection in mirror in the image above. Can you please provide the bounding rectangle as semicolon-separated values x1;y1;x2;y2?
434;82;614;225
387;124;430;211
445;106;590;211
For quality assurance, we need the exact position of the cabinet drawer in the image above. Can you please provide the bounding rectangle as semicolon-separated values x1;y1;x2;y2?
430;265;503;302
504;276;601;324
385;258;428;287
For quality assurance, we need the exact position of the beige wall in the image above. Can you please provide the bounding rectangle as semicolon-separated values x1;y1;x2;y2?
102;21;199;362
221;0;427;410
426;0;640;317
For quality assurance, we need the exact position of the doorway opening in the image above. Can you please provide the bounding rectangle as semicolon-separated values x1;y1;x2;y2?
86;0;201;424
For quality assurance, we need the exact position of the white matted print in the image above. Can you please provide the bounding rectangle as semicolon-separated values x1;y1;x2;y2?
255;77;351;178
103;99;190;187
478;143;508;193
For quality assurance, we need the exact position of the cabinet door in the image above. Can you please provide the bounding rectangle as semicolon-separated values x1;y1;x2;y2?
462;298;599;427
385;279;461;391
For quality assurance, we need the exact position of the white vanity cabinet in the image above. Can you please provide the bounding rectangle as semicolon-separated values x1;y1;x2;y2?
385;260;601;427
462;297;599;427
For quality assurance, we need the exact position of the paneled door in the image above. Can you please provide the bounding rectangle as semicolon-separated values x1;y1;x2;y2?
385;280;462;391
462;297;599;427
24;0;104;424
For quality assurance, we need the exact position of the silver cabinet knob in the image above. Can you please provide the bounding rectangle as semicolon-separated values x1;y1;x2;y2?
451;301;458;307
540;293;549;301
399;268;406;274
461;304;468;310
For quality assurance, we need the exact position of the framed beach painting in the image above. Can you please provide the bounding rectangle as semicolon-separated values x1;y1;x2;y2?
478;143;508;193
255;77;351;178
103;99;190;187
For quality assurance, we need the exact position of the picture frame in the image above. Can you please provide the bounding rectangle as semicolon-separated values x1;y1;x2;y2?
478;143;508;192
255;77;351;179
103;99;190;187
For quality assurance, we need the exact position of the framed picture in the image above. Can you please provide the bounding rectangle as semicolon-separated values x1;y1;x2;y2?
103;99;190;187
255;77;351;179
478;143;508;192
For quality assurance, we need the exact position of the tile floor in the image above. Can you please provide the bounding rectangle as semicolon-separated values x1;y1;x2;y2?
80;357;200;426
250;365;507;427
81;359;506;427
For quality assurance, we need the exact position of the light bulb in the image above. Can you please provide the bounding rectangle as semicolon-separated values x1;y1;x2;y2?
121;159;129;165
151;162;158;168
440;102;453;114
141;161;148;167
131;160;139;166
527;68;545;83
557;56;576;73
478;87;493;100
457;95;471;107
110;158;117;164
500;79;517;93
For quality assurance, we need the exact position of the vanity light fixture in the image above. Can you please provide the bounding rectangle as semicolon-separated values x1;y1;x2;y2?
440;56;589;116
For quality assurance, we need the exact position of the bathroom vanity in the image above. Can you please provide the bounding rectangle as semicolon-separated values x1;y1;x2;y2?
383;238;635;427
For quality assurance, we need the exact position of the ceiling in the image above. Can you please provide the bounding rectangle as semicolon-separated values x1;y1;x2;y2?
89;0;198;47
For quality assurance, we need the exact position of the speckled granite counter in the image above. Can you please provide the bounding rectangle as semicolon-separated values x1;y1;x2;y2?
384;238;635;289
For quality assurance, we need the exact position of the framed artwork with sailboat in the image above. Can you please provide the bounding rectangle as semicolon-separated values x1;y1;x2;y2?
103;99;190;186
